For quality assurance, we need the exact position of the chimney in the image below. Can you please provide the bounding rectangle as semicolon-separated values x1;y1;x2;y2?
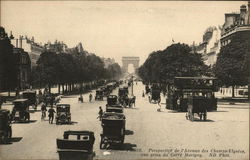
16;39;18;48
19;36;22;48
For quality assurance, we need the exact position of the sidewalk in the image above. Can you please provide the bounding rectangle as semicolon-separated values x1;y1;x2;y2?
0;87;59;97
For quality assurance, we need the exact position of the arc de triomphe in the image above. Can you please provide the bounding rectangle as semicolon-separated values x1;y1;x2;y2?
122;56;140;73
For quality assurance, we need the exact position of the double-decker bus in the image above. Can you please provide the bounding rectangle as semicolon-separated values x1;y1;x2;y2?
166;77;219;112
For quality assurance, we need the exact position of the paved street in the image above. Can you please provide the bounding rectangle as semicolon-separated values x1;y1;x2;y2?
0;82;249;160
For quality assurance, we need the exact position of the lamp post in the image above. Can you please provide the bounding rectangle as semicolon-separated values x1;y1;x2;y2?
131;75;134;96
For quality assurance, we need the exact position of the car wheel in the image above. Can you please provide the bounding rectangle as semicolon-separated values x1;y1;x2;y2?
100;137;104;149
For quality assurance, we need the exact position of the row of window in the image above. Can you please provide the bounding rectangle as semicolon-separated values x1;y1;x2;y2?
221;39;231;47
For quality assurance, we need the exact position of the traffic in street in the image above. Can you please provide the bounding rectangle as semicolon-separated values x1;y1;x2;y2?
0;80;249;160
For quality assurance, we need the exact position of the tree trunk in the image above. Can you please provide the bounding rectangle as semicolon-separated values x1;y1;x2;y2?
58;84;60;94
232;85;235;98
248;83;250;100
49;84;51;93
62;84;64;94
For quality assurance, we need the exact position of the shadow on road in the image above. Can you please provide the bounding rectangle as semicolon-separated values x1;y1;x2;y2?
219;106;250;109
125;107;139;110
210;110;228;112
12;120;37;124
192;118;215;122
0;137;23;145
167;110;184;113
29;109;41;113
107;143;137;151
125;130;134;135
61;95;77;98
56;121;78;125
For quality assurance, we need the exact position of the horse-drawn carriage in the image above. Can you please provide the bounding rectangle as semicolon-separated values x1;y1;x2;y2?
12;99;30;122
100;112;126;149
0;109;12;143
56;130;95;160
56;104;71;125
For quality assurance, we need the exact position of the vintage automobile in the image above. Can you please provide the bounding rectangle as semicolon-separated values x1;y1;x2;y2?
22;90;37;110
106;104;123;113
100;112;126;149
56;104;71;125
118;87;129;105
95;89;104;101
12;99;30;122
127;96;136;108
150;89;161;103
0;109;12;143
106;95;118;106
56;130;95;160
118;87;128;98
100;86;109;97
166;77;218;112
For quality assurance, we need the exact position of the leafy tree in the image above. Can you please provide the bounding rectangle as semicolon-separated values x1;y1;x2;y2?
139;43;208;85
214;33;249;97
36;51;59;92
0;27;18;94
106;63;122;80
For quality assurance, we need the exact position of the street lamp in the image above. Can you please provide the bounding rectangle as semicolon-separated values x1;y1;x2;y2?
131;75;134;96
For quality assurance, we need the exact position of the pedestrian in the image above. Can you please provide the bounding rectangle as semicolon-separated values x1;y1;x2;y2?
0;96;3;109
97;106;103;121
142;91;145;97
158;97;161;106
177;96;181;110
48;106;56;124
148;95;151;103
79;94;83;103
89;93;93;102
41;103;47;120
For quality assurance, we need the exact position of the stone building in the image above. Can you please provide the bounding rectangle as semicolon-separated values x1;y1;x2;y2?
13;48;31;90
44;40;67;53
219;2;250;97
220;3;250;48
195;26;221;66
11;36;44;67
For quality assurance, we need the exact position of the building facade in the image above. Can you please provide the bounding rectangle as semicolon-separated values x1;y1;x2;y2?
11;36;44;67
13;48;31;90
195;26;221;66
220;3;250;48
219;2;250;97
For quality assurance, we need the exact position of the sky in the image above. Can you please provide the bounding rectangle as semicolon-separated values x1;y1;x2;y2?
1;1;247;65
